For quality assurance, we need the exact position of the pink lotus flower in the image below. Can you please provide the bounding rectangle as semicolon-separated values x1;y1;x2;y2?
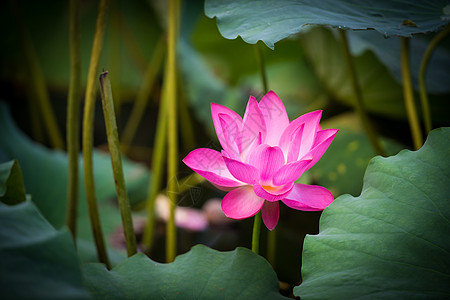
183;91;338;230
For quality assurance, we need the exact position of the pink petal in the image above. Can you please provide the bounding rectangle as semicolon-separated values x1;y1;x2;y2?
261;201;279;231
211;103;242;155
279;110;322;160
240;132;262;162
221;186;264;219
223;156;259;185
258;91;290;145
247;144;285;184
304;128;338;172
218;113;242;159
241;96;266;153
282;184;334;211
183;148;243;188
272;158;312;186
253;182;294;201
286;123;304;163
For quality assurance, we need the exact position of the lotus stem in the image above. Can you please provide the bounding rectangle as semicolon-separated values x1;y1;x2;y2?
401;37;423;150
252;212;262;254
66;0;82;241
99;71;137;257
418;25;450;134
81;0;110;268
165;0;181;263
121;37;165;154
338;29;386;156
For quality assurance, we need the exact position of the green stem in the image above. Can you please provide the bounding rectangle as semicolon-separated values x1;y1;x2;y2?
99;71;137;257
142;85;168;252
254;42;269;93
82;0;110;268
165;0;181;263
252;212;261;254
11;0;64;149
121;37;165;155
267;228;276;265
338;29;386;156
419;25;450;134
401;37;423;150
66;0;82;241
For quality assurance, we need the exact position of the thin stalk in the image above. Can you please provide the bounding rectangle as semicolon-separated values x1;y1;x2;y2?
419;25;450;134
66;0;82;240
99;71;137;257
339;29;386;156
165;0;181;263
142;87;168;252
252;212;262;254
121;37;165;154
267;228;276;265
401;37;423;150
11;0;64;149
82;0;110;268
255;42;269;93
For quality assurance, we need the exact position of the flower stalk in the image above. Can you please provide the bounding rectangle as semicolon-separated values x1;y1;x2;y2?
99;71;137;257
401;37;423;150
165;0;181;263
66;0;82;241
338;29;385;156
252;212;262;254
82;0;110;268
419;25;450;134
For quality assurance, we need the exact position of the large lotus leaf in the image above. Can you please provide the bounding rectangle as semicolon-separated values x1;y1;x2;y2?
348;30;450;94
0;160;26;205
0;103;150;261
304;113;404;197
294;127;450;299
205;0;450;49
0;199;91;299
83;244;288;299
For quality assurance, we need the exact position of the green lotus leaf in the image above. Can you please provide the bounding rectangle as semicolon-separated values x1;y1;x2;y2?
0;160;26;205
0;102;150;262
205;0;450;49
295;127;450;299
83;245;288;299
0;199;91;299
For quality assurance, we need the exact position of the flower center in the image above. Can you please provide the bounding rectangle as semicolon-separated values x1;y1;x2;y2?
261;184;285;193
